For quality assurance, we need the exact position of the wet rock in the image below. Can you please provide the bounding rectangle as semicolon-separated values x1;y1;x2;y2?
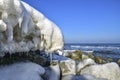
93;56;113;64
117;59;120;66
102;58;113;63
88;54;95;59
63;50;87;61
63;50;75;56
94;56;104;64
32;54;48;66
64;52;72;59
0;51;50;66
71;50;83;61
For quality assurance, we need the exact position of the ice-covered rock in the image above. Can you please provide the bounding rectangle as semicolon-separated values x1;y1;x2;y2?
0;0;64;56
0;0;36;52
0;41;35;54
21;1;64;53
81;62;120;80
60;59;76;75
0;62;45;80
43;60;60;80
77;58;96;74
62;74;108;80
0;0;35;42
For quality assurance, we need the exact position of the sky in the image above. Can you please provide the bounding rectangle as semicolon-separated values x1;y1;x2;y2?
23;0;120;43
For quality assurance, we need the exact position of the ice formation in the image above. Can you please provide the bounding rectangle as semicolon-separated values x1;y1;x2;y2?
0;0;64;57
22;1;64;53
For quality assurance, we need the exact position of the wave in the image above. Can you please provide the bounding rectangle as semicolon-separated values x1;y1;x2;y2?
64;43;120;60
70;45;120;50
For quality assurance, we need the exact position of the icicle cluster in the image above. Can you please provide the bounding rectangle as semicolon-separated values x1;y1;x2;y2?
0;0;64;57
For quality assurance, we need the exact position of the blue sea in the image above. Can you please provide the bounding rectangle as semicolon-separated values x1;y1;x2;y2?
64;43;120;61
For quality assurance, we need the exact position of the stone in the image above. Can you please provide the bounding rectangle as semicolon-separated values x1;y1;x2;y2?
31;54;48;66
69;50;83;61
87;54;94;59
77;58;96;74
60;59;76;75
82;54;89;60
63;50;75;56
94;56;104;64
62;74;108;80
22;1;64;53
0;0;64;57
117;59;120;66
63;50;72;58
81;62;120;80
43;60;60;80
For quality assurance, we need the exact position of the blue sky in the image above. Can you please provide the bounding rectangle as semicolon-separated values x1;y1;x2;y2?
23;0;120;43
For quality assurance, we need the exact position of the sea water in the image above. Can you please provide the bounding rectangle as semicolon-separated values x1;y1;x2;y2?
64;43;120;61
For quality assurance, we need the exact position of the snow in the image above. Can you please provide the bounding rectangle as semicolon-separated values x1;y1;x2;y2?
0;62;45;80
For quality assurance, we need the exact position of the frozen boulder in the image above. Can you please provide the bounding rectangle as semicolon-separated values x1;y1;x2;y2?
0;0;64;55
0;0;36;52
0;62;45;80
0;0;35;42
22;1;64;53
60;59;76;75
43;60;60;80
77;58;96;74
81;62;120;80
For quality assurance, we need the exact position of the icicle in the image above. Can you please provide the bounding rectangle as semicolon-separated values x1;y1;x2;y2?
50;53;53;65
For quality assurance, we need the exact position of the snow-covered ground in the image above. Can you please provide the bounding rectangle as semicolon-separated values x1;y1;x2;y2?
0;62;45;80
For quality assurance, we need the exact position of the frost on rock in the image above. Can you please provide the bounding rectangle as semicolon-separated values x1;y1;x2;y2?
0;0;64;57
